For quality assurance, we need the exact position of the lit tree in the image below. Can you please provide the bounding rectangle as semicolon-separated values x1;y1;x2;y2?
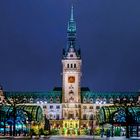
4;93;26;136
113;96;138;138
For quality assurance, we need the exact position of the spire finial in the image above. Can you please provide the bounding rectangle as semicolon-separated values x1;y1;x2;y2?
70;5;74;21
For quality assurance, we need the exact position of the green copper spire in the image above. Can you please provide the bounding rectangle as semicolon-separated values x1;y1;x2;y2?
67;5;76;47
63;6;81;59
70;5;74;21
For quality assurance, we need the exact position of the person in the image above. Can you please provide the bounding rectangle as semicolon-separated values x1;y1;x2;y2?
106;129;110;137
101;129;104;137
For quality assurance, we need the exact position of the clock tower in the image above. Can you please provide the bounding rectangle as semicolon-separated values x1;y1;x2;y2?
62;6;82;121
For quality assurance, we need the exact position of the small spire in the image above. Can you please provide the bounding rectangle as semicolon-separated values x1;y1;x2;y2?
70;5;74;21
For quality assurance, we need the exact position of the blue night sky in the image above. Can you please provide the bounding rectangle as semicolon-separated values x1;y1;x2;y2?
0;0;140;91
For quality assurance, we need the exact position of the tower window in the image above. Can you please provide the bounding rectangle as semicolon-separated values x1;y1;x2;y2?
71;64;73;68
67;64;69;68
70;54;73;57
69;97;74;102
74;64;76;68
69;90;74;95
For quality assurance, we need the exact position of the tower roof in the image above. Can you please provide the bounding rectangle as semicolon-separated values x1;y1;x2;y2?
67;5;76;33
70;5;74;21
63;6;81;59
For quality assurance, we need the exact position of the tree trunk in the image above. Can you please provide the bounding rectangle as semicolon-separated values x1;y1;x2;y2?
13;105;16;136
4;119;6;136
125;107;129;138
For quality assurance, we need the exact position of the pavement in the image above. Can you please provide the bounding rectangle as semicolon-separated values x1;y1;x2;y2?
0;135;140;140
49;136;140;140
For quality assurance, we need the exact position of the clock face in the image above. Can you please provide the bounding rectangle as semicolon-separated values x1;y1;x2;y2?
68;76;75;83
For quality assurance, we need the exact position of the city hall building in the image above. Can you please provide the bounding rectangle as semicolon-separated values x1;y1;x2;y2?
0;6;140;136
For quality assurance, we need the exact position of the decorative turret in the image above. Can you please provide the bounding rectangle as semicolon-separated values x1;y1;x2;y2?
0;85;5;104
0;85;3;90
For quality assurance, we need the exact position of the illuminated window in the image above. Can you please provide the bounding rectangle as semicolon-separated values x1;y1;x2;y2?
83;106;87;109
89;106;93;109
96;106;100;110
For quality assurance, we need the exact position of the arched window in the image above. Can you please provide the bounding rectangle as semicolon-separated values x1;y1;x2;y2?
90;98;93;103
70;54;73;57
56;114;59;120
71;64;73;68
89;106;93;109
29;97;33;103
83;114;86;120
103;98;107;104
50;97;53;103
64;111;67;117
74;64;76;68
116;97;120;101
56;96;60;103
69;90;74;95
50;114;53;120
69;97;74;102
76;111;78;117
90;114;94;120
130;97;133;102
96;98;100;104
83;106;87;109
110;98;113;103
67;64;69;68
83;97;86;103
